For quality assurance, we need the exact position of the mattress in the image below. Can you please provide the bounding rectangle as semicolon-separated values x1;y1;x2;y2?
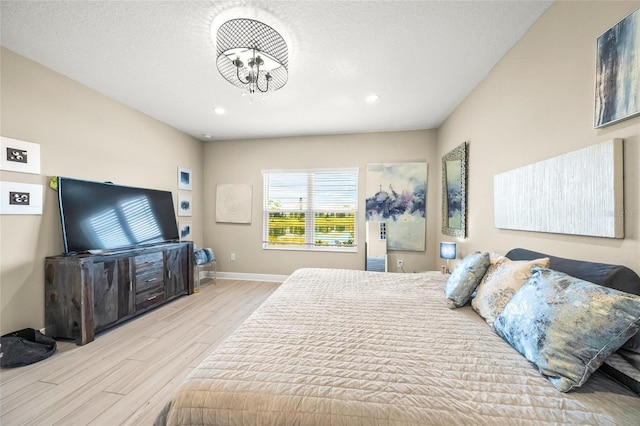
156;268;640;425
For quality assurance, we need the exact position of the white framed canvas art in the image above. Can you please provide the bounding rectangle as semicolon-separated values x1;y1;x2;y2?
179;221;192;240
1;137;41;175
178;193;192;217
0;181;43;215
178;167;192;190
494;140;623;238
216;184;252;223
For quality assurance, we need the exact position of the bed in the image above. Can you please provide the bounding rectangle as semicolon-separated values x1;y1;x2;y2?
155;249;640;425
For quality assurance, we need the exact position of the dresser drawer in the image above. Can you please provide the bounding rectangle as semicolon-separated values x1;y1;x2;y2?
134;252;164;275
135;284;165;310
134;252;164;291
134;251;165;310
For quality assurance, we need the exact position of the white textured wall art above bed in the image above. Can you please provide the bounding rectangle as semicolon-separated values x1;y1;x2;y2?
494;139;623;238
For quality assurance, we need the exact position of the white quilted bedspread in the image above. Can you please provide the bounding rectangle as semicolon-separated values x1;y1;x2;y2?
156;268;640;425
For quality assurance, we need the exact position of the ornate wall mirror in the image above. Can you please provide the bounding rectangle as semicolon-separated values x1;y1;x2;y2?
441;142;467;238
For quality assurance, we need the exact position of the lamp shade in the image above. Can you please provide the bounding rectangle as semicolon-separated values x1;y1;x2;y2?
440;242;456;260
216;18;288;93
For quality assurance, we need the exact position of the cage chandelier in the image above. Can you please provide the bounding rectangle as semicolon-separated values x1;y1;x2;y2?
216;18;288;94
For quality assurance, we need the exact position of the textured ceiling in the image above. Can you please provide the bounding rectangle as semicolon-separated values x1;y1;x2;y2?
0;1;552;141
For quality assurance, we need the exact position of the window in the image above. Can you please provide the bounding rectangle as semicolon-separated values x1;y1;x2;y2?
263;168;358;251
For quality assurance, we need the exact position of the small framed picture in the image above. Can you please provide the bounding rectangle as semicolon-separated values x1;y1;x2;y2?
178;167;192;191
1;137;41;175
178;221;192;240
178;193;192;217
0;181;43;215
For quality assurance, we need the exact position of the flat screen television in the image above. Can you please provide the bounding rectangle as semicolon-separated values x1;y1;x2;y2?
57;177;179;255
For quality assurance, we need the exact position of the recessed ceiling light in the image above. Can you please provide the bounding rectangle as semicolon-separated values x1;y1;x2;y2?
213;107;226;115
365;94;380;104
202;134;212;140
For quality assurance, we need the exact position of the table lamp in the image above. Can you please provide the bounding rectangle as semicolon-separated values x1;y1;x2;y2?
440;242;456;273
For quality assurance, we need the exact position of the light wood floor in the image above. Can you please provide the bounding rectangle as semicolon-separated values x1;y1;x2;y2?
0;279;280;426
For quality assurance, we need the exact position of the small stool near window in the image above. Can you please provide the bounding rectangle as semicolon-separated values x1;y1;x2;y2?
194;248;216;292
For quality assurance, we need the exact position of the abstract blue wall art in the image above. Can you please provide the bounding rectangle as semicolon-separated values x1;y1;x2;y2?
179;221;192;240
178;167;192;190
178;193;192;217
366;162;427;251
595;7;640;127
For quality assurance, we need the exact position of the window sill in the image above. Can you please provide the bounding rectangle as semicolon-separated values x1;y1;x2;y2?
262;245;358;253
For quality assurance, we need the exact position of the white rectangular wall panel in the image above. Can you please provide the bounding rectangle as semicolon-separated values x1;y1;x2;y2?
494;139;623;238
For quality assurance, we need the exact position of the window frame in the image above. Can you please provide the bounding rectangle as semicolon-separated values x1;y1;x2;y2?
262;167;359;252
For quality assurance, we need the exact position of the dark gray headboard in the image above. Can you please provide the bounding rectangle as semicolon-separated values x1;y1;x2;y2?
505;248;640;296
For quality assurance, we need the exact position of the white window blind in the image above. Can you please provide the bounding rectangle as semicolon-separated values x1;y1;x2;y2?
262;168;358;251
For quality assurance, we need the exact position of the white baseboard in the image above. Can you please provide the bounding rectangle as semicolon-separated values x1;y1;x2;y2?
203;271;288;283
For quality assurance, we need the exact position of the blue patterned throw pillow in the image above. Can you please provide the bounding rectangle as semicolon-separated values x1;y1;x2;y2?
444;252;490;308
493;266;640;392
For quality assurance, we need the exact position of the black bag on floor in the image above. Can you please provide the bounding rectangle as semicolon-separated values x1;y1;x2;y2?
1;328;57;368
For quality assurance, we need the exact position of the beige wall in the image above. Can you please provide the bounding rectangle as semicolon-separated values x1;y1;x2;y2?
0;48;204;334
203;130;439;276
437;1;640;273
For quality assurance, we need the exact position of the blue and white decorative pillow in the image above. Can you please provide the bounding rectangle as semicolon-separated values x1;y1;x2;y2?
493;266;640;392
471;257;549;326
444;252;490;308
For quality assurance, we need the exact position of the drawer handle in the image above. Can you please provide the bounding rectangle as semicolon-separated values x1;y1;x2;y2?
146;277;157;283
147;295;158;301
